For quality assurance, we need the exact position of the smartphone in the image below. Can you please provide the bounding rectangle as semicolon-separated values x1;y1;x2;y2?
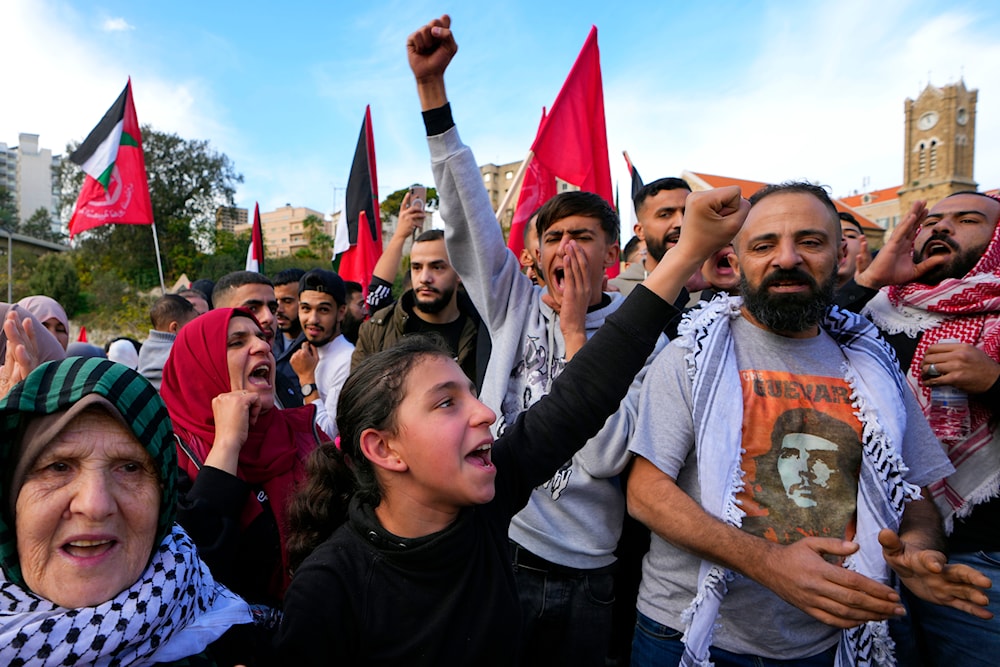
409;185;428;238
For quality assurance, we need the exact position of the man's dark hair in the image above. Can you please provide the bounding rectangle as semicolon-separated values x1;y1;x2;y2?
344;281;363;299
273;268;306;288
414;229;444;244
535;191;619;243
190;279;215;308
622;235;643;263
523;207;544;243
213;271;273;306
150;294;196;330
749;182;839;222
838;211;863;234
176;288;207;302
633;177;691;214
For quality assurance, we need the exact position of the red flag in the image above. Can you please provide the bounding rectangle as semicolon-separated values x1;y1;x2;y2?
77;326;88;343
68;79;154;237
246;203;265;273
336;106;382;291
528;27;616;276
507;109;556;258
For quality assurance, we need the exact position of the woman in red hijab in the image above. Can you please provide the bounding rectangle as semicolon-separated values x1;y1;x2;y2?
161;308;326;609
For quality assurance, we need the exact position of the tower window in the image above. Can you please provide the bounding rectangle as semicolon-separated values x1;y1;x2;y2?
929;139;938;172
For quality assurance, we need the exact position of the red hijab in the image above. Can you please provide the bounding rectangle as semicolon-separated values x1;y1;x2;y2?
161;308;321;596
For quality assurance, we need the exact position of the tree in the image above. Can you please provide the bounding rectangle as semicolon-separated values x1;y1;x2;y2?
380;185;438;221
20;208;66;244
295;214;333;260
0;186;16;230
28;253;81;316
55;125;243;288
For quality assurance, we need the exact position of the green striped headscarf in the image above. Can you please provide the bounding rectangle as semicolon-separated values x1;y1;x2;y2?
0;357;177;586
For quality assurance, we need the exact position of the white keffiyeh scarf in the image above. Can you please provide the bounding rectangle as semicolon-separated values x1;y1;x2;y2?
0;525;251;666
676;296;921;667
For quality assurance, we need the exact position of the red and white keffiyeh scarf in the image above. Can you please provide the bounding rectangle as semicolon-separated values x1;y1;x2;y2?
863;195;1000;530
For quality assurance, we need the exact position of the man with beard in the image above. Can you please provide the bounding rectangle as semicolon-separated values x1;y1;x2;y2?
633;178;691;274
627;182;989;666
272;268;306;407
340;281;365;345
351;229;487;388
291;268;353;438
840;192;1000;665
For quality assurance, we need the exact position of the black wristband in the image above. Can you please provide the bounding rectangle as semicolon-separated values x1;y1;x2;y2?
422;103;455;136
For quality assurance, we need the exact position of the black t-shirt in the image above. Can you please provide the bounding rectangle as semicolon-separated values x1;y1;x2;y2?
405;311;468;359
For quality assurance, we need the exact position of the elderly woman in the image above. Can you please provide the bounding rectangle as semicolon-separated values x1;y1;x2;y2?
0;357;251;665
17;295;70;350
161;308;326;608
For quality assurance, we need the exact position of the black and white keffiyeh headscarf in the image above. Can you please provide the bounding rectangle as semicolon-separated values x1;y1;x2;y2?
0;526;250;666
0;358;251;666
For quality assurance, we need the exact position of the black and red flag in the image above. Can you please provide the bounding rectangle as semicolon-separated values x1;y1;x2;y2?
335;106;382;291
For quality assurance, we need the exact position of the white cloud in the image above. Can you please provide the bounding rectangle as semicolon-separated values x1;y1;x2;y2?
603;0;1000;204
102;17;133;32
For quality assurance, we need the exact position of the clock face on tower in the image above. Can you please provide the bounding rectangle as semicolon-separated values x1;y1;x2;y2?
917;111;939;131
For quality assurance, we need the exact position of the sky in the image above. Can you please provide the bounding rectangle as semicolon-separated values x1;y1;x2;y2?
3;0;999;227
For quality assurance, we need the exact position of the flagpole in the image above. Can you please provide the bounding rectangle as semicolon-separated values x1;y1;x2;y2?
494;150;534;223
150;221;166;294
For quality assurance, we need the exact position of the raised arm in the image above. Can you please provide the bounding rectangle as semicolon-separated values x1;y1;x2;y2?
370;190;425;286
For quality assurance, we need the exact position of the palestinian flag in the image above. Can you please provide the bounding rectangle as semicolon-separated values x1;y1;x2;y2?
246;203;265;273
622;151;644;234
68;79;154;238
335;106;382;292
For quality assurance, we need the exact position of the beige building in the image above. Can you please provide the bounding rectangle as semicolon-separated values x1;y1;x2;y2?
897;80;978;216
479;161;578;238
215;206;248;234
235;205;333;258
0;133;61;231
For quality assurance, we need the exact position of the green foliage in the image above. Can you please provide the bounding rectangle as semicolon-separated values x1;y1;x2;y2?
380;185;438;220
55;125;243;289
295;214;333;260
0;186;16;229
27;253;81;315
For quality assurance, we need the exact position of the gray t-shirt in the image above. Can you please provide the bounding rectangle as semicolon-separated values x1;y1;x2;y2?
629;314;952;659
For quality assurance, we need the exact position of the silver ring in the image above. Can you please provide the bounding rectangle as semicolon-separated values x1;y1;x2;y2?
927;363;941;378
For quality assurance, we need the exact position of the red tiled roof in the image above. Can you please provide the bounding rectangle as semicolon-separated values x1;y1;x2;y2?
686;171;883;232
839;185;901;208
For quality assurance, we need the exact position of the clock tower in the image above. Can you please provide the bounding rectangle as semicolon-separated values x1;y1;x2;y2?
898;80;978;215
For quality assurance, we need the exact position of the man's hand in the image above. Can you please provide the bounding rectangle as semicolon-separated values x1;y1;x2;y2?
407;15;457;110
755;537;906;628
672;186;749;264
395;191;426;239
291;342;319;382
855;200;948;290
880;529;993;619
0;311;41;399
921;341;1000;394
854;234;871;276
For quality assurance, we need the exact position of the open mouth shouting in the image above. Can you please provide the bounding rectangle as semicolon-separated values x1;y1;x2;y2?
466;441;494;470
248;361;273;387
923;238;957;257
